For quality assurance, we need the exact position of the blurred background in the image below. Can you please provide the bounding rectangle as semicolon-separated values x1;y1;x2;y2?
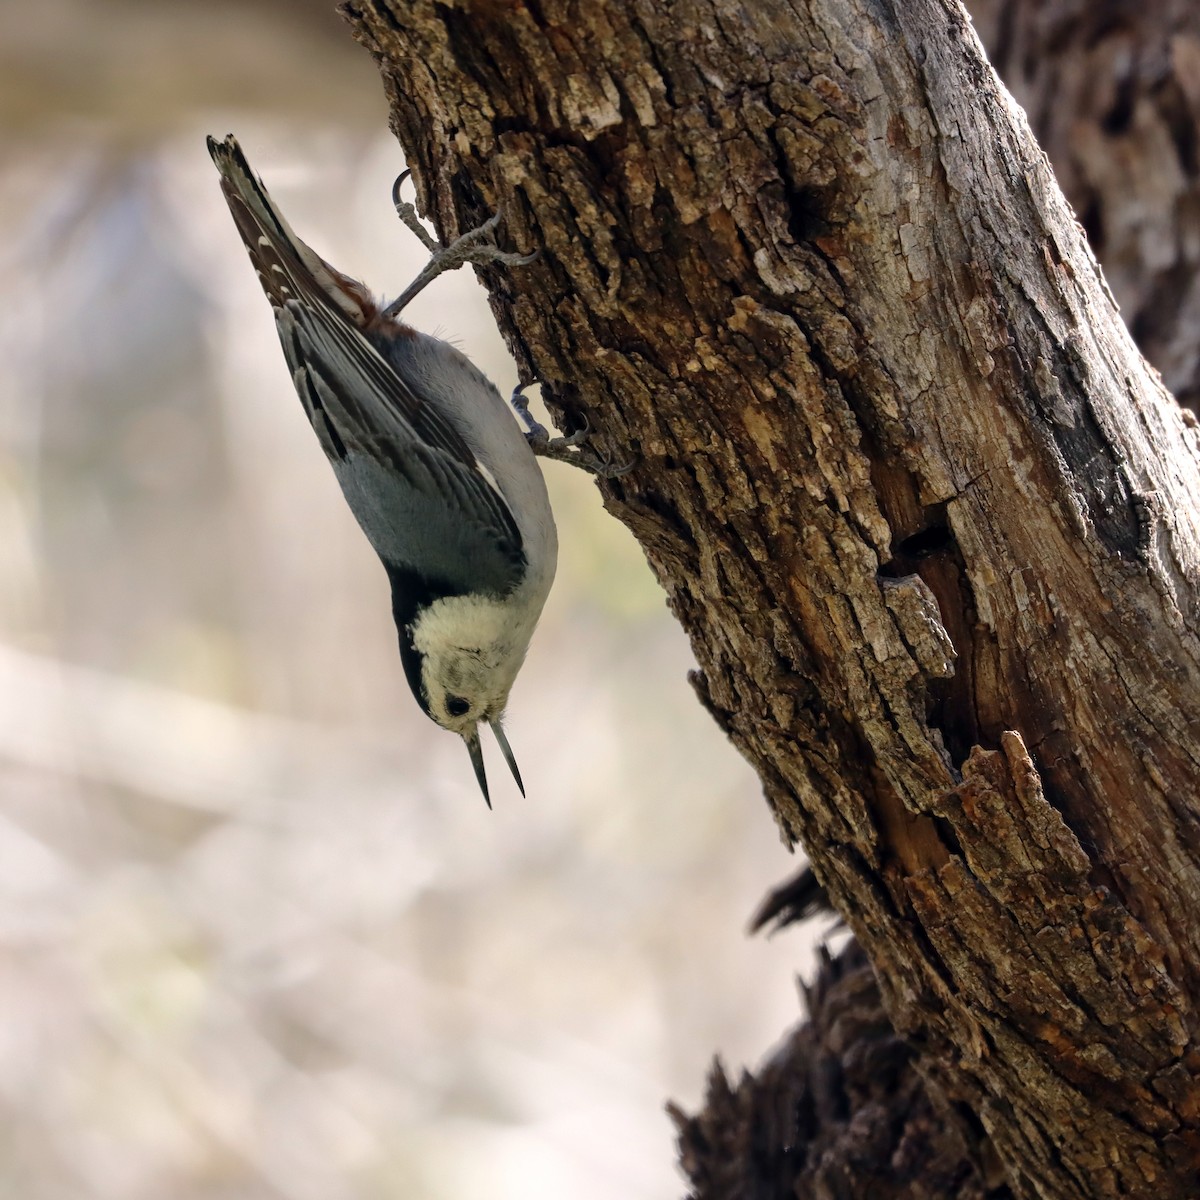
0;1;826;1196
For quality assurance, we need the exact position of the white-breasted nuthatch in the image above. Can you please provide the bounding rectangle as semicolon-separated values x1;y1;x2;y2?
208;134;618;806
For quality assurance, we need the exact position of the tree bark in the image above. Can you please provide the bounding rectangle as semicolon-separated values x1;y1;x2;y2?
670;940;1010;1200
342;1;1200;1196
971;0;1200;413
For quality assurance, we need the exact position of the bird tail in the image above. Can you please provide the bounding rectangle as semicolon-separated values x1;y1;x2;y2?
206;134;376;326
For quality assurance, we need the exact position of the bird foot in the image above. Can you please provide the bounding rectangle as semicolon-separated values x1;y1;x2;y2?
510;383;635;478
385;171;537;316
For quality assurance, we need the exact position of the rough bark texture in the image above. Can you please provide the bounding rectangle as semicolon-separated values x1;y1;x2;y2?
972;0;1200;413
707;6;1200;1196
341;1;1200;1196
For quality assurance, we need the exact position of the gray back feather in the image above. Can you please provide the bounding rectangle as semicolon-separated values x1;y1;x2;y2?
207;135;525;601
277;304;525;598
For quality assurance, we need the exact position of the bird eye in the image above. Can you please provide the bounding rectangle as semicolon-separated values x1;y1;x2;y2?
445;695;470;718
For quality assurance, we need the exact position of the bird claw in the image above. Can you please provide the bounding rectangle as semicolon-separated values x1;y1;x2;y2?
384;172;537;316
444;212;540;271
510;382;635;478
528;432;633;478
391;169;441;254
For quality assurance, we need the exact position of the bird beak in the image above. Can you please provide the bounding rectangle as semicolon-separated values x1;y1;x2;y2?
490;720;525;797
463;727;491;810
462;723;525;808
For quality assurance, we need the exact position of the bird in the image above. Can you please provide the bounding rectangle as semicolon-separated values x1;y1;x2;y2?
207;133;615;806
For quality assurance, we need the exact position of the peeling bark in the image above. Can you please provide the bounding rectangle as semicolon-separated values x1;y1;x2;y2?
341;0;1200;1195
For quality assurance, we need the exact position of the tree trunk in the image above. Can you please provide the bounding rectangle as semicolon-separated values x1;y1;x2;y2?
341;1;1200;1196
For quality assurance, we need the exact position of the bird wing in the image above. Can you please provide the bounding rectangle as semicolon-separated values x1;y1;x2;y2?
207;134;524;599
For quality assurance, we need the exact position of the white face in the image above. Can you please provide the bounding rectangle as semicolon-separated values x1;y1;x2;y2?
420;645;513;736
410;594;534;736
408;596;534;804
